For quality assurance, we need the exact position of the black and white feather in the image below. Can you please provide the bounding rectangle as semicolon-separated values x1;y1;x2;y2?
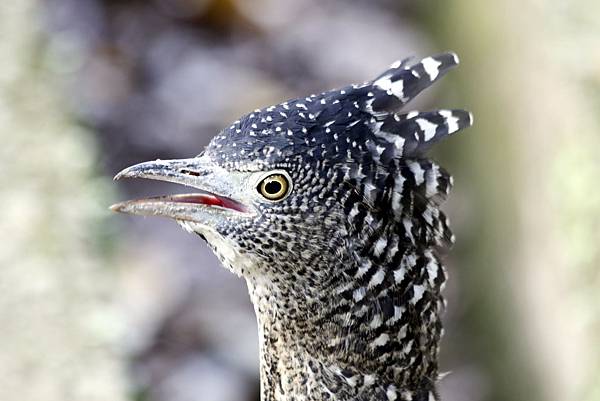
200;52;472;401
119;52;473;401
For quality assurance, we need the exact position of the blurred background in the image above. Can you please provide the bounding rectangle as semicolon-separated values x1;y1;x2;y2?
1;1;598;401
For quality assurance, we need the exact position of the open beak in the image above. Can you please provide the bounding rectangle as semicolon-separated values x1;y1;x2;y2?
110;156;251;223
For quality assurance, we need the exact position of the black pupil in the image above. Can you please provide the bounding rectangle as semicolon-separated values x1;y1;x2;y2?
265;180;282;195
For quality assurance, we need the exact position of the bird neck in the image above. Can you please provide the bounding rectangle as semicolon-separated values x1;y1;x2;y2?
246;247;443;401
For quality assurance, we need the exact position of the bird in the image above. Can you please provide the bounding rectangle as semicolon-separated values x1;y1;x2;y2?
112;52;473;401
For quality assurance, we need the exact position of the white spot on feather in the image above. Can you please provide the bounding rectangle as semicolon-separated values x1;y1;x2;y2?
409;162;425;185
422;57;443;80
364;375;376;386
450;52;460;64
353;287;366;302
373;75;405;99
370;314;383;329
411;284;426;304
373;238;388;257
439;110;460;133
355;261;372;278
394;267;407;283
369;268;385;288
372;333;390;347
416;118;438;141
425;164;440;197
387;385;398;401
426;257;439;286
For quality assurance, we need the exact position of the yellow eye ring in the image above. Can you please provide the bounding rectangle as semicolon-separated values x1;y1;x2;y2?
258;173;290;201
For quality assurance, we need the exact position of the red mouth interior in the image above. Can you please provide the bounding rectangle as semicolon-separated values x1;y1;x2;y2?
169;194;247;213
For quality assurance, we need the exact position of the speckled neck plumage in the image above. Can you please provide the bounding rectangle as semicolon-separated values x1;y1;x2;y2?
202;53;467;401
113;52;472;401
249;256;444;401
243;158;450;401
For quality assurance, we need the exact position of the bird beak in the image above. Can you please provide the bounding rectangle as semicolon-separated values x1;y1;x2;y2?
110;156;251;223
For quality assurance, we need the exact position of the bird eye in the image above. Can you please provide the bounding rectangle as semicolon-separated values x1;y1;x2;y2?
258;173;290;201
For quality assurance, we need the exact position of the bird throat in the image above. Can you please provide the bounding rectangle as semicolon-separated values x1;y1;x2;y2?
245;244;445;401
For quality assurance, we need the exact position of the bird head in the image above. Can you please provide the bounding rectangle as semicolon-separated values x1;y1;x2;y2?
112;52;472;298
110;112;364;285
112;53;473;398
